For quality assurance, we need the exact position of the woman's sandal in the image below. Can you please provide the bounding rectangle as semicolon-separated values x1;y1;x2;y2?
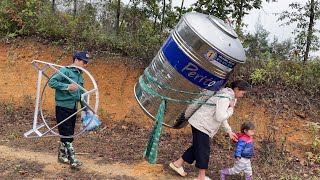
169;162;187;177
194;176;212;180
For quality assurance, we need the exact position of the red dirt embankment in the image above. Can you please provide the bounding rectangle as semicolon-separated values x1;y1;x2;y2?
0;38;314;160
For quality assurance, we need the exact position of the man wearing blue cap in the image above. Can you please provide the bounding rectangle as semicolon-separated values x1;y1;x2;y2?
48;51;92;168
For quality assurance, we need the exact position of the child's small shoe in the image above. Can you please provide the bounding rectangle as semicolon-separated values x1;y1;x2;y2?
219;170;226;180
219;169;231;180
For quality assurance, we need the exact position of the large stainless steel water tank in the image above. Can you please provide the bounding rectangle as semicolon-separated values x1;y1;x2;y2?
134;12;246;129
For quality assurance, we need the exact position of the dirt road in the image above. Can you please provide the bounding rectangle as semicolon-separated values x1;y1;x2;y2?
0;145;188;180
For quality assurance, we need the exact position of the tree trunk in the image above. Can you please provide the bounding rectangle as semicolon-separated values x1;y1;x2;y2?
73;0;77;18
160;0;166;32
52;0;55;12
179;0;184;19
119;0;132;32
116;0;121;35
236;0;244;30
303;0;315;64
153;15;158;32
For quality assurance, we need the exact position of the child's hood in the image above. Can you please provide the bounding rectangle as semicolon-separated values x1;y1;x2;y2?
236;132;252;143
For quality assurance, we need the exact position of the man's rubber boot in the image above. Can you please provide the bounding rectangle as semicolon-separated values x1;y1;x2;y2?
64;142;82;168
58;142;69;164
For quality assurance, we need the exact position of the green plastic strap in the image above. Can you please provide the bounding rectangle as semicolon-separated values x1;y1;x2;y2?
143;98;166;164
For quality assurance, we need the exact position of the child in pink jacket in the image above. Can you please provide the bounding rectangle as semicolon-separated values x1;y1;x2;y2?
220;121;255;180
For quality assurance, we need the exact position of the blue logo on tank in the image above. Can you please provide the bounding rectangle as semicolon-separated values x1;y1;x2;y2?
204;50;236;69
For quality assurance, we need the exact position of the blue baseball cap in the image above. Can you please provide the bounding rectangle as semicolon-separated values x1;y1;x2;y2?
73;51;92;63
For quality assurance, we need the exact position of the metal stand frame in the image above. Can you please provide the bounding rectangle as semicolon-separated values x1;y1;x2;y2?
24;60;99;138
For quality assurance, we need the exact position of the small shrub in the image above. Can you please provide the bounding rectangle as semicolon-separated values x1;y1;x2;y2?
4;102;14;115
250;68;267;85
305;151;320;166
305;122;320;166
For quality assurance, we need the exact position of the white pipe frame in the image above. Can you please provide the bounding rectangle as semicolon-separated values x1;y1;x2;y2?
24;60;99;138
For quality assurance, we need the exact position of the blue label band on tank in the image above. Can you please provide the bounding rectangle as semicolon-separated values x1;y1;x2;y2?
162;35;227;91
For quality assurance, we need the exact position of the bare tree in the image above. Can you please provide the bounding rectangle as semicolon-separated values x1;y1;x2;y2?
232;0;265;33
304;0;315;63
278;0;320;63
116;0;121;34
160;0;165;32
52;0;55;12
73;0;77;18
179;0;184;19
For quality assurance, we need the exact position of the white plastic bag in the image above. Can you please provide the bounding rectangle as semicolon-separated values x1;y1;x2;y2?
81;111;102;131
